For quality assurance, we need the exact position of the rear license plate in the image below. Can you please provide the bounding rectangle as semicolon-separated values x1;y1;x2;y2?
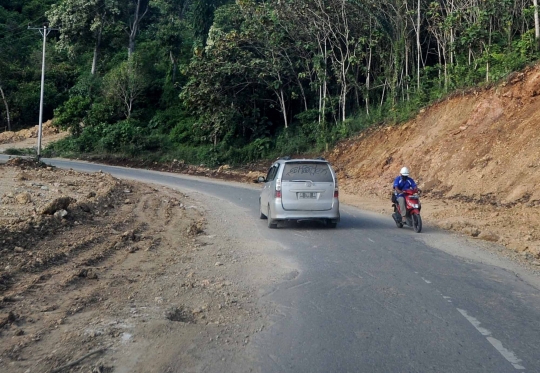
298;192;317;199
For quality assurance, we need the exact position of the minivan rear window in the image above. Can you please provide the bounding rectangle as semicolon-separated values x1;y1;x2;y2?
282;162;333;182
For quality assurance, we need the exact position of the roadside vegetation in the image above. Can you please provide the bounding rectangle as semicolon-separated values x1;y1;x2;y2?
1;0;540;166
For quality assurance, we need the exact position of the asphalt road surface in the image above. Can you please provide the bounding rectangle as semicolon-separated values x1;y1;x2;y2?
2;155;539;372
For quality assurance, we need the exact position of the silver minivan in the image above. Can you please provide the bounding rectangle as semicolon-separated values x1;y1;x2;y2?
258;157;340;228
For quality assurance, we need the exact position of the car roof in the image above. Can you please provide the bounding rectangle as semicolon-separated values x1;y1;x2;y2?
277;158;329;163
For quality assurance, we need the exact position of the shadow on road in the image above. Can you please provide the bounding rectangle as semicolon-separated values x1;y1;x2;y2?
263;214;433;235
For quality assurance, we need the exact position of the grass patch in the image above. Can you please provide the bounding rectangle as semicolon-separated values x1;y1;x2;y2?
3;148;36;156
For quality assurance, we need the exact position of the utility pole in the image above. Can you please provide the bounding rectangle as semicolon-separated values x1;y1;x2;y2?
28;24;59;160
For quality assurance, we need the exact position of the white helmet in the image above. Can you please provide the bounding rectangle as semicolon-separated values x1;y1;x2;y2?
400;167;410;176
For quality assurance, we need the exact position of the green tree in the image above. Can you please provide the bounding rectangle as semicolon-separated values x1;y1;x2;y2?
103;57;148;119
47;0;121;75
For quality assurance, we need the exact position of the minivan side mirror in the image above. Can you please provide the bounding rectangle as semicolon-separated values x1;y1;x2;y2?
257;176;266;183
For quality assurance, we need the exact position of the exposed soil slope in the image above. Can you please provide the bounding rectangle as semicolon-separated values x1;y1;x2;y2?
327;64;540;262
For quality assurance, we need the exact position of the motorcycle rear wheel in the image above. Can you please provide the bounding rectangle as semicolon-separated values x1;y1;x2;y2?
392;212;403;228
412;214;422;233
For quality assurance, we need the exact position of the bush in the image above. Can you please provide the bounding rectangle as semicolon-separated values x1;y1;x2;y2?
53;95;91;136
169;116;198;144
273;125;312;156
87;102;117;127
3;148;35;156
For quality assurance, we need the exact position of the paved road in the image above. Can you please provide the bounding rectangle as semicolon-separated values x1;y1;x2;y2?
2;155;539;372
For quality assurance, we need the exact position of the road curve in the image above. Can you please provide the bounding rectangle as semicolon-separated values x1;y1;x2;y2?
2;155;539;372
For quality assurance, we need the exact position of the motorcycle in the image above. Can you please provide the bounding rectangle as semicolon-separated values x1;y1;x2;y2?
392;189;422;233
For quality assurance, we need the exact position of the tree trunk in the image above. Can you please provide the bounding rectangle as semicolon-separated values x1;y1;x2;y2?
354;65;362;109
534;0;540;49
392;41;401;106
318;38;328;127
0;85;11;131
380;79;387;108
298;78;308;112
322;78;327;125
405;42;410;102
486;18;493;83
319;86;323;124
278;88;288;128
366;45;372;116
444;45;448;90
341;77;347;122
416;0;421;91
450;28;455;66
91;19;104;75
436;37;442;86
170;51;177;82
128;0;149;58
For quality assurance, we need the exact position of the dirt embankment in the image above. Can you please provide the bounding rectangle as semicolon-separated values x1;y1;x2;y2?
0;121;67;153
327;64;540;263
0;158;273;373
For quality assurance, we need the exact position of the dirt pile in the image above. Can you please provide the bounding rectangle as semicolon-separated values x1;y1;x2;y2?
327;64;540;263
0;159;266;373
0;121;68;153
0;120;59;145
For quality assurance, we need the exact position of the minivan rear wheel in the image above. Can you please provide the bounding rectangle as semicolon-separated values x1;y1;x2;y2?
326;219;337;228
267;204;277;229
259;199;266;219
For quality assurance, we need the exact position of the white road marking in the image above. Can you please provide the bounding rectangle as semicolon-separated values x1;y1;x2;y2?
359;269;377;279
286;281;312;291
368;238;375;243
457;308;525;370
421;277;431;284
443;296;452;303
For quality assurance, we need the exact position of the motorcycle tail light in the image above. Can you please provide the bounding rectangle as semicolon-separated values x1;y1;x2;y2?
334;189;339;198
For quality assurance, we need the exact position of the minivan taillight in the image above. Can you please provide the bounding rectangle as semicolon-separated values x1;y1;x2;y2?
275;178;282;198
334;189;339;198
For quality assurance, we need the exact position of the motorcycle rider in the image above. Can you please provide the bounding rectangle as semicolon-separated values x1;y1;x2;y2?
393;167;417;222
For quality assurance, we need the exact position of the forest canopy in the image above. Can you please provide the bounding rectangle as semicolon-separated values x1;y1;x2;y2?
1;0;539;165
